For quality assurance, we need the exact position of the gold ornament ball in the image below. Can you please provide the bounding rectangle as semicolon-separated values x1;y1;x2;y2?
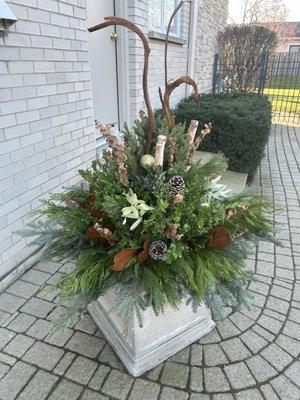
140;154;155;168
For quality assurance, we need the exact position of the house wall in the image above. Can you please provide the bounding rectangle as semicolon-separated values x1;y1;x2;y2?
195;0;229;93
0;0;228;280
0;0;96;279
127;0;228;122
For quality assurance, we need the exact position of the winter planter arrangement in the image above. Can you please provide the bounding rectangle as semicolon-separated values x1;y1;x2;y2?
22;3;278;377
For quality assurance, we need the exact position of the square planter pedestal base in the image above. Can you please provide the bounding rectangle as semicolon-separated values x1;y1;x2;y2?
88;292;215;376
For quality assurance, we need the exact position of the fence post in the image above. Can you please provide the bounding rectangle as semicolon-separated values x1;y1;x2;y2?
212;54;219;94
258;54;268;94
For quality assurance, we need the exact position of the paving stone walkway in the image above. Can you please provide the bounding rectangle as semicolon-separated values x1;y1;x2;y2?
0;124;299;400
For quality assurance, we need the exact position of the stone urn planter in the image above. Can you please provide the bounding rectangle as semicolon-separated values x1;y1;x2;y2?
88;292;215;376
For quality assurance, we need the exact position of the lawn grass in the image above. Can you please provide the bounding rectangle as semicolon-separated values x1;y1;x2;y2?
263;75;300;119
265;75;300;90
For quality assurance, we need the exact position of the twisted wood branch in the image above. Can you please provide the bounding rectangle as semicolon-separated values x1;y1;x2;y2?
88;17;154;153
164;1;185;88
162;76;199;131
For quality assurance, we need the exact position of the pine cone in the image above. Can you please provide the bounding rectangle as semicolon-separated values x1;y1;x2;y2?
169;175;185;195
149;241;167;260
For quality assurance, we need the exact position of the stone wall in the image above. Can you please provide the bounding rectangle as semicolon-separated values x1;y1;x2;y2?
195;0;229;93
0;0;95;279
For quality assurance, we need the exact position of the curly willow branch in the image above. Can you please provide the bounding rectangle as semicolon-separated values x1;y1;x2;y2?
88;17;154;154
164;0;185;88
163;76;199;131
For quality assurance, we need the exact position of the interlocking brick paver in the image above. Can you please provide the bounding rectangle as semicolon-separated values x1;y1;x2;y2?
284;361;300;386
16;370;58;400
190;344;202;365
34;260;61;274
261;343;293;371
98;343;124;369
224;362;255;389
66;331;105;358
74;313;97;335
270;375;300;400
220;338;251;362
260;383;280;399
171;347;190;364
159;387;189;400
216;319;240;340
22;341;64;371
7;280;39;299
0;328;16;350
246;355;277;382
65;355;98;385
26;319;52;339
81;389;109;400
7;313;36;333
128;379;160;400
204;344;228;366
235;389;264;399
266;296;289;314
20;297;54;318
0;361;36;400
283;320;300;340
1;125;300;399
160;361;189;389
240;330;267;353
48;378;83;400
45;327;73;347
203;367;230;392
190;366;203;392
53;352;76;376
88;364;110;391
257;315;282;334
21;269;51;285
0;362;10;380
0;293;26;314
102;369;134;400
4;334;34;358
211;395;234;400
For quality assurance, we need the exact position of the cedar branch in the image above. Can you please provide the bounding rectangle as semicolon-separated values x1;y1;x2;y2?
88;17;154;154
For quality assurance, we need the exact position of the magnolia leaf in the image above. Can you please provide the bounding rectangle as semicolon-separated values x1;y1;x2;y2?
138;203;154;211
112;248;138;271
208;227;231;248
130;217;142;231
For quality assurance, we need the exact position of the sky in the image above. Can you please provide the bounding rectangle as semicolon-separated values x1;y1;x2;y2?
228;0;300;23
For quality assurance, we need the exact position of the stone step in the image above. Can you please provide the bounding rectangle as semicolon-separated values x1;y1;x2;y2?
193;151;248;193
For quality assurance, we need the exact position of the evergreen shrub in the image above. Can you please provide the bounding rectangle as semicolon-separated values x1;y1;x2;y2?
174;93;272;182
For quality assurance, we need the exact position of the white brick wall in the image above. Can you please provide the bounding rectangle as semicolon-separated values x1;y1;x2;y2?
195;0;229;93
0;0;95;279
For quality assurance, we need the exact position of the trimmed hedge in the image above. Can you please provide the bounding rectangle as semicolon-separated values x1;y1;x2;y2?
174;92;272;182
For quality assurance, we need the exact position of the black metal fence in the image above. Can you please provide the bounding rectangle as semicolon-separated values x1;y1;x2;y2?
213;52;300;126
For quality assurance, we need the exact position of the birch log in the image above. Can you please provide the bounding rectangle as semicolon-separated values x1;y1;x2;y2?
187;120;199;145
155;135;167;166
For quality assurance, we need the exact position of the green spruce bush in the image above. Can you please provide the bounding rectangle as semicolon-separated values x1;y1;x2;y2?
174;93;272;182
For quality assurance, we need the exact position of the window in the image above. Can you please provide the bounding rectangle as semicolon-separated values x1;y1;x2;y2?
149;0;181;37
289;45;300;53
